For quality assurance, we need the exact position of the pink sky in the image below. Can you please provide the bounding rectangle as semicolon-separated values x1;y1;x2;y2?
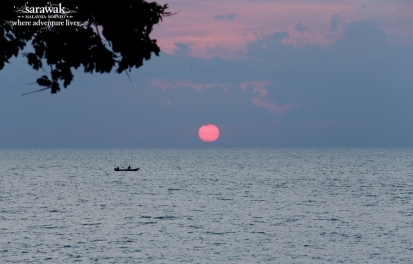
153;0;413;58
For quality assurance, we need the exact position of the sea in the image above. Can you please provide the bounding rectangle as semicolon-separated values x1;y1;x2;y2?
1;148;412;263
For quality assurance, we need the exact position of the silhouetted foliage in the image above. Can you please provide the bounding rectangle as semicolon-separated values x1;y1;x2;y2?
0;1;169;94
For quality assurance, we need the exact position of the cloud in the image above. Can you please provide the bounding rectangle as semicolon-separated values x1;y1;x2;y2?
240;80;270;92
294;21;311;32
173;42;192;56
150;78;229;92
240;19;412;143
330;14;344;32
246;22;339;50
206;45;229;57
153;0;413;59
240;80;295;115
283;18;347;46
359;4;377;14
246;31;289;56
214;13;240;21
251;98;295;115
343;19;387;44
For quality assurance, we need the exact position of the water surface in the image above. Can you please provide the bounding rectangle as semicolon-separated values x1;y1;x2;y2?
1;148;412;263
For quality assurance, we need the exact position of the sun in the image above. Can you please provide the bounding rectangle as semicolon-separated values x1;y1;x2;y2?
198;124;220;142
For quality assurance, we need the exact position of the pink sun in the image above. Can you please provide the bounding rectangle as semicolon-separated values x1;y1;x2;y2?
198;124;220;142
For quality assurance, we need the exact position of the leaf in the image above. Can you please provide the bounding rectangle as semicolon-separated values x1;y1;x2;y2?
27;53;42;70
36;76;52;87
51;82;60;94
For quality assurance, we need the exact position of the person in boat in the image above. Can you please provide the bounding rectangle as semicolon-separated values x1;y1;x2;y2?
116;166;119;171
127;165;131;170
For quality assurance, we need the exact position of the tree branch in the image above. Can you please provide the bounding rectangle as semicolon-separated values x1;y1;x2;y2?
124;70;132;82
21;87;51;96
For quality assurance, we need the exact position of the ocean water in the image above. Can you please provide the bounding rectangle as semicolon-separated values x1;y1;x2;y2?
1;148;412;263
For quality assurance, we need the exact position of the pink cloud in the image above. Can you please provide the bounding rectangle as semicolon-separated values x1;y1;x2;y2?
253;87;267;97
150;78;229;92
153;0;412;58
240;80;270;92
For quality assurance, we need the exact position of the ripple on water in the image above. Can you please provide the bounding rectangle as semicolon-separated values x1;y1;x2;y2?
0;148;412;263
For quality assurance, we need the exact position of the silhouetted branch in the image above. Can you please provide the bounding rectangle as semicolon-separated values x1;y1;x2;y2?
124;70;132;82
41;66;48;76
22;87;51;96
0;1;170;94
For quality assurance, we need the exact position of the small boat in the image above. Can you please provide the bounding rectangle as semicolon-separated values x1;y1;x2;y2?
114;167;139;171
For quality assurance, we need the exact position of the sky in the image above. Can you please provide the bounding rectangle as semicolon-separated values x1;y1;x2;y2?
0;0;412;148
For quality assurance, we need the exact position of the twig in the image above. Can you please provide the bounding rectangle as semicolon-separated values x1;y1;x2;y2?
41;66;48;76
125;70;132;82
162;10;180;17
22;87;51;96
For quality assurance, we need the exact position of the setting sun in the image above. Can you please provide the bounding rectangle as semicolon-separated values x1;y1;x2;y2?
198;124;219;142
